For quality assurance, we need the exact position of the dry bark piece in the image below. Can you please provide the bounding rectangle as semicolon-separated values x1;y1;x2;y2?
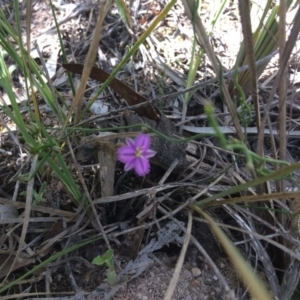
77;133;117;198
0;254;36;280
97;140;117;198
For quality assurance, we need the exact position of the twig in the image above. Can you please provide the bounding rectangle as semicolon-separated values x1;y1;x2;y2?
182;125;300;138
163;211;192;300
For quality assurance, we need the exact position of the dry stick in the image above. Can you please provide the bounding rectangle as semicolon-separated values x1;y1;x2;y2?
93;183;184;204
0;217;66;224
158;159;179;185
181;125;300;137
278;0;287;192
277;1;290;292
2;155;38;282
257;5;300;158
25;0;31;54
163;211;192;300
65;0;113;124
65;260;80;292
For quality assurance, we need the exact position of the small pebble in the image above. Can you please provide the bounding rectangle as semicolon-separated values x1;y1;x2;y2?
191;267;201;278
184;269;192;278
213;275;218;281
128;269;136;275
142;296;148;300
44;117;52;126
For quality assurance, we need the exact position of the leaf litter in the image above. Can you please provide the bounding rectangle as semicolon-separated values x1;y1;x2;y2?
1;0;300;299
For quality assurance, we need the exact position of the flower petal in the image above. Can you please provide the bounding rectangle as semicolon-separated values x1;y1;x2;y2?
117;145;135;163
118;145;135;156
124;157;136;171
125;137;135;148
143;149;156;159
134;157;150;176
135;134;150;150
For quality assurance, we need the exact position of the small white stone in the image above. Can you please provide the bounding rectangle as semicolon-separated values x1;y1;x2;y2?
213;275;218;281
128;269;136;275
191;267;201;278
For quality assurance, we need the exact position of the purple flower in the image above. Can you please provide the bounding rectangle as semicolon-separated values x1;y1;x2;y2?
117;133;156;176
